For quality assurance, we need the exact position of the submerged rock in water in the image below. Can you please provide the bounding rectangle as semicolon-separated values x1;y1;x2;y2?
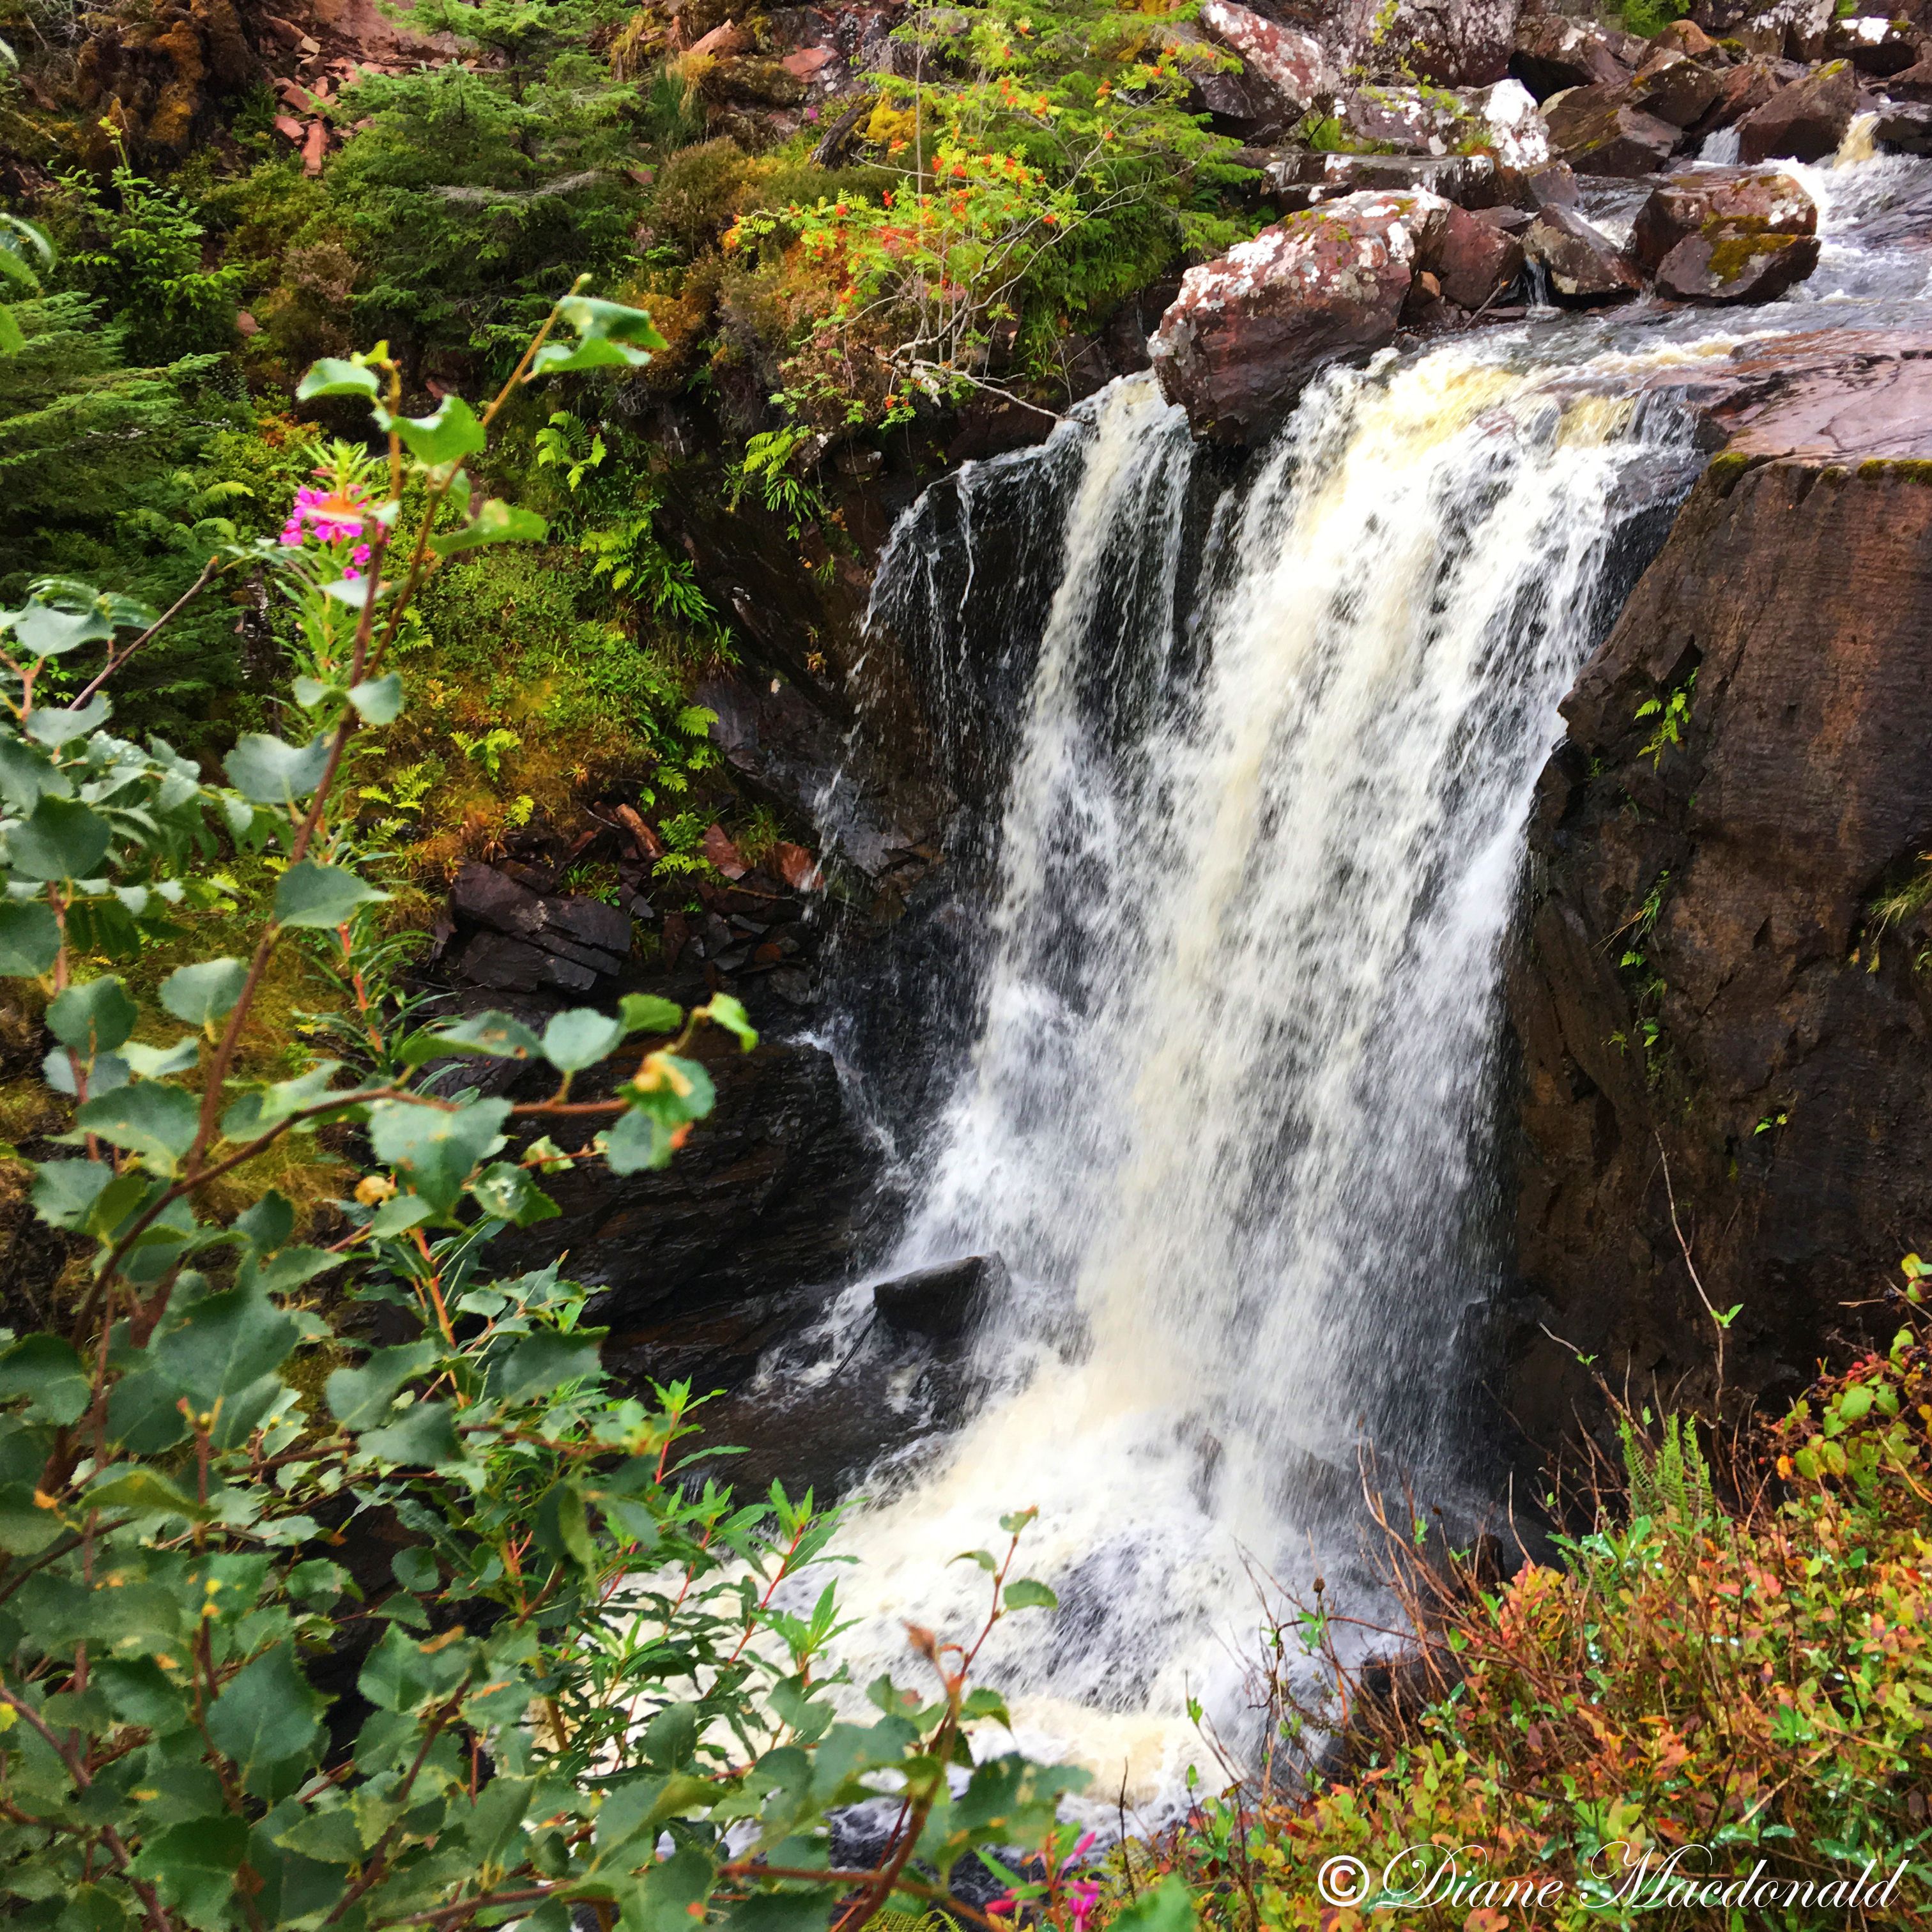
873;1252;1009;1340
1149;189;1450;443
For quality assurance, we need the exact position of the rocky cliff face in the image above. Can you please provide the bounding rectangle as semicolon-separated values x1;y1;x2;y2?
1501;346;1932;1450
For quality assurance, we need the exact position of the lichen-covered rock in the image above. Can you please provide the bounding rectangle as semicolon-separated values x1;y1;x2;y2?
1630;165;1818;272
1343;0;1523;86
1521;204;1644;303
1544;84;1683;176
1509;14;1641;97
1198;0;1337;118
1736;57;1856;160
1149;190;1451;443
1266;150;1502;209
1655;228;1821;302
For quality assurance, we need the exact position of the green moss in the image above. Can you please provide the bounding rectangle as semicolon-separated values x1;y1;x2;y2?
1705;230;1801;284
1856;457;1932;484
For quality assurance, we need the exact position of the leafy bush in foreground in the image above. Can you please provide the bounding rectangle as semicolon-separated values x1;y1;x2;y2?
0;288;1190;1932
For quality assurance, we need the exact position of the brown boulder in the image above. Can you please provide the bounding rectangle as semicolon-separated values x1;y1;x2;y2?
1884;53;1932;99
1736;57;1856;160
1432;201;1526;307
1629;48;1725;128
1149;190;1450;443
1522;204;1644;303
1654;229;1821;302
1652;19;1724;58
1508;13;1637;96
1690;58;1784;137
1630;165;1818;272
1545;83;1684;175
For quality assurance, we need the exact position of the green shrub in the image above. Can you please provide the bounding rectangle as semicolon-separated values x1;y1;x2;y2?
0;289;1192;1932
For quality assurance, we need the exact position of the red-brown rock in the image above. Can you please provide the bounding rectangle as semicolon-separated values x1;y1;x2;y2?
1654;229;1821;302
1521;204;1644;302
1545;83;1684;175
1630;165;1818;272
1629;47;1725;127
1149;190;1450;442
1689;57;1783;137
1431;201;1526;307
1343;0;1522;86
1736;57;1857;160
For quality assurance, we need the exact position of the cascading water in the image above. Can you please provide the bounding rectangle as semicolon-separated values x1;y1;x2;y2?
772;144;1932;1821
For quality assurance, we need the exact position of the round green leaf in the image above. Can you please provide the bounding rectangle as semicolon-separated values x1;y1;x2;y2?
160;957;249;1028
6;794;110;881
274;861;388;930
47;974;137;1053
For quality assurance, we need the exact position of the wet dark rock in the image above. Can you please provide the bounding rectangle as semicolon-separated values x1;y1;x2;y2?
1544;84;1683;176
1883;53;1932;100
1736;57;1856;160
1505;341;1932;1453
873;1253;1009;1341
1876;100;1932;153
1521;204;1644;303
1825;13;1926;75
1265;150;1501;209
1150;190;1449;443
496;1034;882;1341
1509;13;1639;96
1630;166;1818;272
446;861;632;993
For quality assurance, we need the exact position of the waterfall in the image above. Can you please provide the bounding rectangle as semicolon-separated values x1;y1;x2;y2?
784;334;1723;1818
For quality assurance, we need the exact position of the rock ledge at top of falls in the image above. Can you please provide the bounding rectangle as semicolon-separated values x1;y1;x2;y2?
1148;190;1452;443
1501;326;1932;1461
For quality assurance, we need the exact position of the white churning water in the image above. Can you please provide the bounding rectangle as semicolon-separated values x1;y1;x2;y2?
786;335;1723;1821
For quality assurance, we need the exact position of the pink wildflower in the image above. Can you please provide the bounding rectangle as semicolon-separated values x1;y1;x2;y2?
286;482;368;542
351;542;372;565
1067;1879;1101;1932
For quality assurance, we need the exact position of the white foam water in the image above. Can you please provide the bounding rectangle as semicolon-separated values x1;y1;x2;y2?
793;337;1716;1821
